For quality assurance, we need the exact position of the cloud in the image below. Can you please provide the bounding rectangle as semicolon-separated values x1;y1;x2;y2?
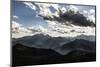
83;10;88;14
44;20;95;37
60;7;67;13
87;15;95;23
12;21;32;33
12;15;31;33
44;10;95;27
13;15;19;19
90;9;95;14
34;3;61;18
28;25;47;32
82;9;95;24
34;3;95;27
24;2;36;10
12;21;21;28
68;5;79;13
35;3;53;18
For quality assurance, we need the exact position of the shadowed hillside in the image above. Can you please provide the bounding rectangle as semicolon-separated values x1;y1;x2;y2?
12;41;96;66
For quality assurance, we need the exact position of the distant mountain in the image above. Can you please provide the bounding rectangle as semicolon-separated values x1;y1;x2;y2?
55;39;96;55
12;34;96;55
12;33;75;49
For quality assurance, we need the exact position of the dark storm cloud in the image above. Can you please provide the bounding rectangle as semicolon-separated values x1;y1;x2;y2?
40;9;95;27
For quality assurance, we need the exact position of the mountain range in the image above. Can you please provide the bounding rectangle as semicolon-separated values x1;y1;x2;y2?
12;35;96;66
12;34;96;55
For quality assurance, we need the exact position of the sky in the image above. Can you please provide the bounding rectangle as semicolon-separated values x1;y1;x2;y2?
12;1;96;38
12;1;95;27
12;1;48;27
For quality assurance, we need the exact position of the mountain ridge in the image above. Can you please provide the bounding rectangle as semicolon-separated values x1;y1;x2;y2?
12;34;96;55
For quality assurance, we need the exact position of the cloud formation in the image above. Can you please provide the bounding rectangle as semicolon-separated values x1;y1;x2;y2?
83;10;88;14
68;5;79;13
28;25;47;32
87;15;95;23
90;9;95;14
12;21;32;33
33;3;95;27
24;2;36;10
23;2;95;27
12;2;96;38
13;16;19;19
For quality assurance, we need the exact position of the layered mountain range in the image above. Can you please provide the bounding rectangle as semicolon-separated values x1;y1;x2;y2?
12;33;96;55
12;34;96;66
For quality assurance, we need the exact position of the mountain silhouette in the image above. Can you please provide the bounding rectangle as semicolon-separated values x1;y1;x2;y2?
55;39;96;55
12;39;96;66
